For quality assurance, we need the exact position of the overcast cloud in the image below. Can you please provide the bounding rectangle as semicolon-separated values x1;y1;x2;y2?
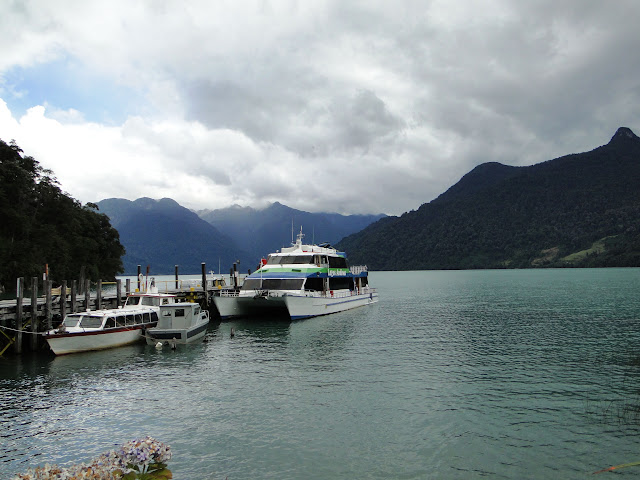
1;0;639;215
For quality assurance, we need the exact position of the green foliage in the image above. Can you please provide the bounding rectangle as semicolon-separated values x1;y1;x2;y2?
0;138;124;288
338;128;640;270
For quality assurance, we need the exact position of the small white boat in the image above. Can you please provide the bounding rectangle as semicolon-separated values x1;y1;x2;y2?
44;306;159;355
145;302;210;345
44;287;177;355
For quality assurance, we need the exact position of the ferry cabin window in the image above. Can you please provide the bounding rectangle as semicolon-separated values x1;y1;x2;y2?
304;277;324;291
174;309;185;317
329;277;353;291
63;314;83;327
162;310;172;317
328;256;348;268
242;278;305;290
267;255;314;265
79;315;103;328
151;312;159;323
105;317;116;328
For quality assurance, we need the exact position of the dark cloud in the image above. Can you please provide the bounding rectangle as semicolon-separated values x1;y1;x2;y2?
3;1;640;215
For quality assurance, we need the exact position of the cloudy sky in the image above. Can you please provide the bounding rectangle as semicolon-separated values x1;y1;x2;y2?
1;1;639;216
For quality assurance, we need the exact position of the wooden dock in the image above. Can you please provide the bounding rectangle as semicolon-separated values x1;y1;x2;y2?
0;263;245;355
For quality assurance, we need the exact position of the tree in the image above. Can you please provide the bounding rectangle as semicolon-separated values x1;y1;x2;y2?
0;138;124;289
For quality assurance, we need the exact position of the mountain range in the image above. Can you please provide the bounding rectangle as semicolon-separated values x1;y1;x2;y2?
197;202;385;262
96;197;243;275
96;198;384;274
337;127;640;270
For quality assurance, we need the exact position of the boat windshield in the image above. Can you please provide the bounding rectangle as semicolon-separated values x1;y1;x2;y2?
62;314;83;327
242;278;305;290
79;315;104;328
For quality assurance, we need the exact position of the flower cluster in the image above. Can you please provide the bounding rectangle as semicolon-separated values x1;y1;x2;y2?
118;436;172;473
12;437;171;480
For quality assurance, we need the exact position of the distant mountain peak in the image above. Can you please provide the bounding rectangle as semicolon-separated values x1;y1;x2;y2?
609;127;639;144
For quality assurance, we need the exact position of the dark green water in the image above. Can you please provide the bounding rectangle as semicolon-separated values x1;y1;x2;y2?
2;269;640;479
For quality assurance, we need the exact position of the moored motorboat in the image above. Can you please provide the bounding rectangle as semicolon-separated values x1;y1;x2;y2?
145;302;210;345
213;229;378;320
44;287;177;355
44;305;159;355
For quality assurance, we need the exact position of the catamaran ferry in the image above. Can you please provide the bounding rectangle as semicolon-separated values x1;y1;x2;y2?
213;229;378;320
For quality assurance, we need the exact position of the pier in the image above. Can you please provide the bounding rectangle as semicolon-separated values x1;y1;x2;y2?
0;263;245;356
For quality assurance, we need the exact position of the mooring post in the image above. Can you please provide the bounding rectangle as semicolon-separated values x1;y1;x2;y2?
84;279;91;310
201;263;208;306
15;277;23;354
79;266;85;295
126;278;131;296
60;280;67;321
97;279;102;310
31;277;38;350
71;280;77;313
116;279;122;307
175;265;179;290
45;279;52;330
234;263;238;288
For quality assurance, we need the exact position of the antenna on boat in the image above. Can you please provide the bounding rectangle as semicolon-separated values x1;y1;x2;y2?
291;218;294;245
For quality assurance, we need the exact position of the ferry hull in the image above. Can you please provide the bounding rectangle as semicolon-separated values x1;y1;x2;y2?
213;294;288;319
214;290;378;320
45;327;146;355
283;290;379;320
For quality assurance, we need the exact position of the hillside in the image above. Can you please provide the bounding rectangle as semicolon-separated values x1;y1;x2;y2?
337;127;640;270
198;202;385;260
0;139;123;287
97;197;247;274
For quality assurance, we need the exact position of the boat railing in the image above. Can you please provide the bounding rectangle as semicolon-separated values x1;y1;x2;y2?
349;265;368;274
288;286;377;299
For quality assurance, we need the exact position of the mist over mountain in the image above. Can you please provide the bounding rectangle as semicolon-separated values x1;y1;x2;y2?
97;197;245;274
97;198;384;274
338;127;640;270
197;202;386;261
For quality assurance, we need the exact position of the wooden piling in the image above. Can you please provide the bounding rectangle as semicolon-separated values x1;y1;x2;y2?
60;280;67;320
201;263;208;306
71;280;77;313
84;279;90;311
45;279;52;330
15;277;23;354
31;277;38;350
126;278;131;296
97;279;102;310
79;266;85;295
175;265;179;289
137;265;141;291
116;279;122;307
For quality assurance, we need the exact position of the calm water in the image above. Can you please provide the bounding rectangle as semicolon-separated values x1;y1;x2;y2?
2;269;640;479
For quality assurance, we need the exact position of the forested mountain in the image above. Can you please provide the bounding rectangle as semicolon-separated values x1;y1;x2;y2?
338;127;640;270
97;197;247;274
0;139;124;289
198;202;385;261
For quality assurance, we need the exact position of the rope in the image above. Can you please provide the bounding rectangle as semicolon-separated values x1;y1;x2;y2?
0;324;49;336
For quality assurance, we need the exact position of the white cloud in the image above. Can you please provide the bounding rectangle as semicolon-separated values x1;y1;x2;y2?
2;0;640;216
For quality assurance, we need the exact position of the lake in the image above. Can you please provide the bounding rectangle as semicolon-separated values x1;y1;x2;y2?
2;269;640;479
